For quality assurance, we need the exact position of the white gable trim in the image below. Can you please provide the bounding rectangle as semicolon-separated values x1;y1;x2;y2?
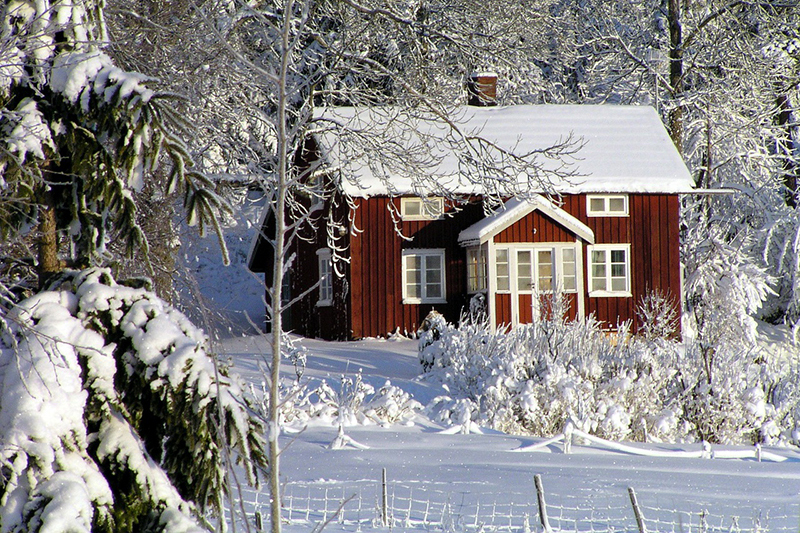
457;196;595;247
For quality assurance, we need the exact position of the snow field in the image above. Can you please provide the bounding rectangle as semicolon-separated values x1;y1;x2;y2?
219;334;800;533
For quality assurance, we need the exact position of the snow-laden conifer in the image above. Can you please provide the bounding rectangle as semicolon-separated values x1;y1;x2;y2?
0;0;230;288
0;268;266;532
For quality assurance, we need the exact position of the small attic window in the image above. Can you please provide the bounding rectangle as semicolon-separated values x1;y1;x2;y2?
587;194;629;217
401;197;444;221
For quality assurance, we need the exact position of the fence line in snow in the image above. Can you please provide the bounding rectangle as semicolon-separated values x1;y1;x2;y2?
230;471;798;532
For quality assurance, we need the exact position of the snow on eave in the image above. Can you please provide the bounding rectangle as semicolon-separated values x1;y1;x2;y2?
458;196;595;247
687;188;738;195
314;104;695;198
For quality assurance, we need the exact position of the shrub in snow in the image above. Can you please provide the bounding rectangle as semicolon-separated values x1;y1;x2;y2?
420;291;800;445
271;370;422;430
0;269;266;533
684;232;774;379
758;208;800;334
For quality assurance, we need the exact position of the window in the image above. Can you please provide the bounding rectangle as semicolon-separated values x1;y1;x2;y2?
517;250;533;291
588;244;631;296
317;249;333;306
561;248;577;292
587;194;629;217
401;197;444;221
495;246;578;294
402;249;446;303
537;250;554;291
495;248;510;292
467;247;487;293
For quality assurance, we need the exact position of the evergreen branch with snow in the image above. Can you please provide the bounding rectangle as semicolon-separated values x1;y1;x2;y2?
0;0;232;292
0;268;266;533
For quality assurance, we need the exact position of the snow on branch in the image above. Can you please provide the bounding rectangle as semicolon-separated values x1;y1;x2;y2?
0;268;266;532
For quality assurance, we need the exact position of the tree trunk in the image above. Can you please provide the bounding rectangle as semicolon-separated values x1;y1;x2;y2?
668;0;684;155
37;187;60;289
267;2;297;532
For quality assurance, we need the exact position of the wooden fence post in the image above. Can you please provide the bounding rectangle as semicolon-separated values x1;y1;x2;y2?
255;510;263;531
563;420;574;455
381;467;389;527
628;487;647;533
534;474;552;533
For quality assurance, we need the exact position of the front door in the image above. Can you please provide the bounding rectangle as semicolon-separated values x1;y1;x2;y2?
492;244;581;327
513;248;554;324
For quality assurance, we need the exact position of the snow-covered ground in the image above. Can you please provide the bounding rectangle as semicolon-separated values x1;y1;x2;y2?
219;334;800;533
187;195;800;532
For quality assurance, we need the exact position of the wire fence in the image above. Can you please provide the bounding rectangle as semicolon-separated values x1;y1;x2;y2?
230;472;799;533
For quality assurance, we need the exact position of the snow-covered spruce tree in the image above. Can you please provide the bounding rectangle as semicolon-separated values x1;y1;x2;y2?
0;0;230;293
0;268;266;532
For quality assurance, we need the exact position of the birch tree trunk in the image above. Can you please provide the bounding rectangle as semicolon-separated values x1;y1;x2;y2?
267;2;298;531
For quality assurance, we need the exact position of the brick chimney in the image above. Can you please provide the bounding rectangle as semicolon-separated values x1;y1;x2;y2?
467;72;498;106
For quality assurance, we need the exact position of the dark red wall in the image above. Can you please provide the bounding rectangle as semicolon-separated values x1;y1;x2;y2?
256;193;682;339
349;198;485;338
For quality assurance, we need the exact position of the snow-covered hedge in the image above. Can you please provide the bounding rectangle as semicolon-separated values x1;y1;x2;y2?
420;307;800;446
0;269;266;533
274;371;422;430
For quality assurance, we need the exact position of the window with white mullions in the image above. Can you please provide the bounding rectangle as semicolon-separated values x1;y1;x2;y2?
588;244;631;296
516;250;533;292
402;249;446;303
495;248;510;292
400;197;444;221
561;248;577;292
467;247;487;293
496;245;578;294
587;194;629;217
317;249;333;306
537;250;554;291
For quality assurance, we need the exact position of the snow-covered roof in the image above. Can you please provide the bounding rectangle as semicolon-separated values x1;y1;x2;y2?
458;196;595;247
313;105;695;197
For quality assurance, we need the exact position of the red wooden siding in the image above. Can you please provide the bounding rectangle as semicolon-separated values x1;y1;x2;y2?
495;209;577;243
495;293;512;327
562;193;681;331
350;198;485;338
254;192;683;339
283;195;353;340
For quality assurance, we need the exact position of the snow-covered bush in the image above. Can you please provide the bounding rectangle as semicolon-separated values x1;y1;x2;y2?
0;268;266;533
270;371;422;430
420;293;800;445
758;208;800;334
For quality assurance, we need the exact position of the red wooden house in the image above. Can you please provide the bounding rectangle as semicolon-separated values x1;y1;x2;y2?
248;104;695;340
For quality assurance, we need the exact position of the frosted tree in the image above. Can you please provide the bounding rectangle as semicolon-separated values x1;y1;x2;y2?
180;1;581;531
0;0;230;293
540;0;799;324
0;2;268;532
0;268;266;532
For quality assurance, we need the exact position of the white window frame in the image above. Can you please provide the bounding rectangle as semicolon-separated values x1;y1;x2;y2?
587;244;632;297
400;197;444;221
495;248;511;293
466;246;487;293
559;247;579;293
495;244;579;295
316;248;333;307
586;194;629;217
402;249;447;304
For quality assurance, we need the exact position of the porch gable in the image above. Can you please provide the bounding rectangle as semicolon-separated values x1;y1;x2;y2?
457;196;595;247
